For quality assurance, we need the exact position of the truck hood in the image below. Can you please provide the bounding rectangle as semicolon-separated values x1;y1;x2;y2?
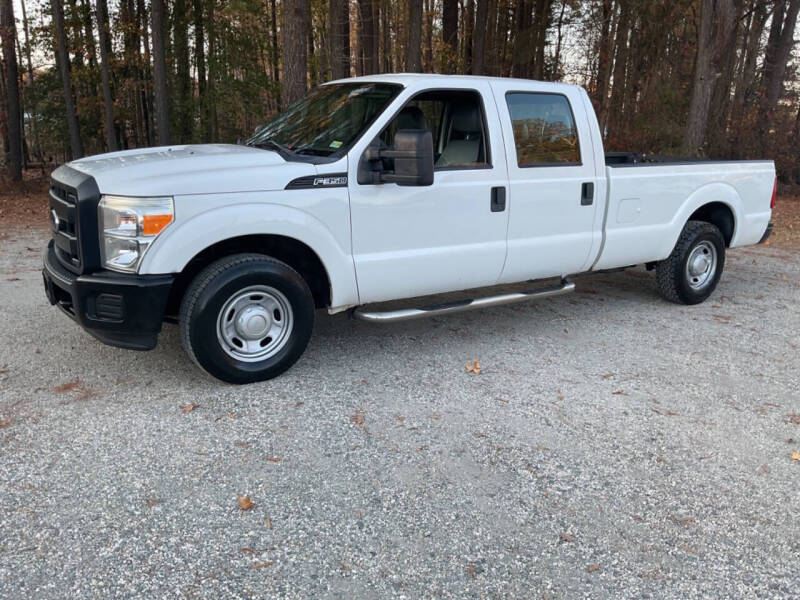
67;144;319;196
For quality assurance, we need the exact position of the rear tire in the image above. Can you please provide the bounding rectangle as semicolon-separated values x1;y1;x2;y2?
179;254;315;383
655;220;725;305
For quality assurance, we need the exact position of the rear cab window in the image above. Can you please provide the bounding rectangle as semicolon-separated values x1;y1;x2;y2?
505;92;581;167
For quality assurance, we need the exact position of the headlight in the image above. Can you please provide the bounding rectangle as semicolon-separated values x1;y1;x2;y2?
98;195;174;272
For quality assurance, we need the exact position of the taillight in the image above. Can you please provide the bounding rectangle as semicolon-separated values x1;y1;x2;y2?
770;177;777;209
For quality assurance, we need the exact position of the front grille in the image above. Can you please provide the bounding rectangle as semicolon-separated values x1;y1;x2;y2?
50;181;80;269
48;166;101;274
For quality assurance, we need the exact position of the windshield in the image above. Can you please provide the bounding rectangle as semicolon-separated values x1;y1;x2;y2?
246;83;402;157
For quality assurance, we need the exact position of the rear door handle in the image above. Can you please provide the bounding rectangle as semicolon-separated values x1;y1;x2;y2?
491;186;506;212
581;182;594;206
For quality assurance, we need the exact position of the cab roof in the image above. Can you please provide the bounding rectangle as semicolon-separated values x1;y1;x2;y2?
325;73;580;92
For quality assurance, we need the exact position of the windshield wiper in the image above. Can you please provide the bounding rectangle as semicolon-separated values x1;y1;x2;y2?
252;139;294;156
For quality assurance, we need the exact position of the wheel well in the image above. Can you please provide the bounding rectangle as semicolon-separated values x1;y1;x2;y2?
688;202;735;246
165;235;332;317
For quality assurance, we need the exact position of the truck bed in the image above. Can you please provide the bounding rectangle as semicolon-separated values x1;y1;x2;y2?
594;159;774;271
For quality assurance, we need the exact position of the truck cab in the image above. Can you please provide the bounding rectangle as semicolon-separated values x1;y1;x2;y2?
42;74;775;383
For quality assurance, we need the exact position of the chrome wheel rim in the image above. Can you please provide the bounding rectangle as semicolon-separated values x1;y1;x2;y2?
685;241;717;290
216;285;294;362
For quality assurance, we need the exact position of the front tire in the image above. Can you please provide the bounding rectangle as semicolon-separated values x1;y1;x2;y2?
655;220;725;305
179;254;315;383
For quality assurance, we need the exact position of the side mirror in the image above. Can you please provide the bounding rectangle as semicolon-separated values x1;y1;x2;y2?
361;130;434;186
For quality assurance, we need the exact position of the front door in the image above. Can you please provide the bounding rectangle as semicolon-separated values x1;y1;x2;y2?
348;84;510;304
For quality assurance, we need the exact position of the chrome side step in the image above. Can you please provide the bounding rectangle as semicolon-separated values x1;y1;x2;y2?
351;280;575;323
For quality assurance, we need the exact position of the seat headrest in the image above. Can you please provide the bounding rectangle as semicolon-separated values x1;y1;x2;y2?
396;106;427;131
451;104;481;133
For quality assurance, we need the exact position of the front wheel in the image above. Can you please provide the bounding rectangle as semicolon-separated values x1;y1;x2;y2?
655;220;726;305
179;254;315;383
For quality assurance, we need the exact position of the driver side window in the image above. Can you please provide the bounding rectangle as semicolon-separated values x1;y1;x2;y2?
379;90;491;170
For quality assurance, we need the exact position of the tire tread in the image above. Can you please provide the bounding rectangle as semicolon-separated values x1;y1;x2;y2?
179;253;309;379
655;220;723;305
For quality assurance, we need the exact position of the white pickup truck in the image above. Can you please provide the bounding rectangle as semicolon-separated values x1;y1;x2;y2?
42;74;775;383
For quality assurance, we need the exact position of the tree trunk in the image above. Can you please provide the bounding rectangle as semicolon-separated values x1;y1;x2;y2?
193;0;208;139
138;0;155;146
471;0;488;74
151;0;171;145
330;0;351;79
407;0;423;72
52;0;84;159
95;0;117;152
681;0;735;155
0;0;22;179
606;0;630;141
757;0;800;149
594;0;614;122
173;0;191;143
380;0;391;72
424;0;433;72
531;0;551;79
282;0;308;106
463;0;474;72
442;0;458;73
79;0;97;70
20;0;43;162
358;0;379;75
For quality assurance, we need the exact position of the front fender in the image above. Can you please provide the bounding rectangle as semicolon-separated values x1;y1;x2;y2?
138;202;359;308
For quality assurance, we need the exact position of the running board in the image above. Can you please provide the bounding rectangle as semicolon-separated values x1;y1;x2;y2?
351;280;575;323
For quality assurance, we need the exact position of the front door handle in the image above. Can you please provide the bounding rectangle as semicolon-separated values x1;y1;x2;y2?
491;186;506;212
581;182;594;206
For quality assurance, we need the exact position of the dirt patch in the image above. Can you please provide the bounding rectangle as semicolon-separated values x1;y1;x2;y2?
0;171;51;231
770;195;800;250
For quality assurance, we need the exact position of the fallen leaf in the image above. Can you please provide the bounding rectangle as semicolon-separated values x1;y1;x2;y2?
265;519;272;529
252;561;274;569
0;419;11;429
612;390;625;395
559;533;575;543
791;451;800;462
240;547;257;555
181;403;200;413
587;563;600;572
266;457;281;463
465;359;481;374
602;373;613;379
787;414;800;425
5;277;20;282
350;411;364;426
341;563;351;575
467;563;476;580
760;464;769;473
237;495;255;511
53;378;83;393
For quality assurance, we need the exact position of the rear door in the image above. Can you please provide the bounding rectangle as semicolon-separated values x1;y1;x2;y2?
489;82;599;283
348;83;510;304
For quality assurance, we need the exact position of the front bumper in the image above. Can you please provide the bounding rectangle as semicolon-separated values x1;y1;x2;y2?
42;240;174;350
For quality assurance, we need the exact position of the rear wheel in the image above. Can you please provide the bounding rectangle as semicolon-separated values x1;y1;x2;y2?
656;220;725;305
180;254;314;383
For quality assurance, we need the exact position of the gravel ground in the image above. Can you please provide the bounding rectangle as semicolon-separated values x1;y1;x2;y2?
1;227;799;599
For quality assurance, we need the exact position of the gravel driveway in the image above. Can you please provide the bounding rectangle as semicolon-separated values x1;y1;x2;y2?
1;227;799;599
